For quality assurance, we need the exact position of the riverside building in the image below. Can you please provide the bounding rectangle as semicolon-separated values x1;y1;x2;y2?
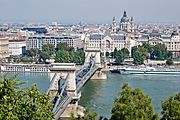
84;33;137;56
26;35;83;50
138;31;180;57
0;37;9;59
9;36;26;56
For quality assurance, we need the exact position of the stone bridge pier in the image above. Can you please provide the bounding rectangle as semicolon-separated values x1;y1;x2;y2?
85;49;107;80
48;63;83;119
48;63;80;99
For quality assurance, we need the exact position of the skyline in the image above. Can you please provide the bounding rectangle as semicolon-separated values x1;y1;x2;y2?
0;0;180;24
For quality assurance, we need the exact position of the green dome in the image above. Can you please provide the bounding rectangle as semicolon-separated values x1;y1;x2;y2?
120;11;129;23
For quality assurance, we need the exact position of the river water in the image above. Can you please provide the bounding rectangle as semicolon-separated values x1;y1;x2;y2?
1;72;180;118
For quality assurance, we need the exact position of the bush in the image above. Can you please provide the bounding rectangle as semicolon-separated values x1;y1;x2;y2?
166;59;174;65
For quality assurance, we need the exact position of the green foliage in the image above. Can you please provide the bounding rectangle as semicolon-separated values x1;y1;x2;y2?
56;42;69;51
42;44;55;56
151;44;168;60
121;48;130;59
115;50;125;64
105;52;110;57
55;43;85;64
110;83;159;120
133;47;148;65
25;48;38;58
131;46;138;58
19;58;34;63
69;110;108;120
111;48;118;58
55;50;85;64
113;48;130;64
166;59;174;65
161;93;180;120
39;44;55;63
0;75;54;120
142;42;153;53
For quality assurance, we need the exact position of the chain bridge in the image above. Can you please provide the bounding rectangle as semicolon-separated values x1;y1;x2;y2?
46;49;106;119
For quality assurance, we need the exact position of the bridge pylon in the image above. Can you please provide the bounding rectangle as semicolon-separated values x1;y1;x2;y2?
47;63;79;98
85;48;101;68
85;48;107;80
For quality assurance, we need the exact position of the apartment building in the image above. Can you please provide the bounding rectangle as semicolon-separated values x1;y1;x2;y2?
26;35;83;50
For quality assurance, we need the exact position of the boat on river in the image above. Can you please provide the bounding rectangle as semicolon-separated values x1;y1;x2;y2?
110;67;180;75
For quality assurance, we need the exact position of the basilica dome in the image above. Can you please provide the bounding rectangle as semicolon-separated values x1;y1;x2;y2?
120;11;129;23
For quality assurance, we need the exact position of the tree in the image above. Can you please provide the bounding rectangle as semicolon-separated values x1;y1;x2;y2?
69;110;107;120
111;48;118;58
56;43;69;51
161;93;180;120
42;44;55;56
166;59;174;65
133;50;144;65
121;48;130;59
167;51;173;59
142;42;153;53
115;50;125;64
39;44;55;63
151;44;168;60
131;46;138;58
25;48;38;58
55;50;70;63
0;75;54;120
133;47;148;65
110;83;159;120
39;51;51;63
55;50;85;64
105;52;110;57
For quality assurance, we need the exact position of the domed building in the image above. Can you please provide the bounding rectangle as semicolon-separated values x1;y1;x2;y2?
119;11;135;33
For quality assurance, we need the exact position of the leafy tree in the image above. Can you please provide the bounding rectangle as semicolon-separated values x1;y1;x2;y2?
70;110;97;120
166;59;174;65
133;47;148;65
25;48;38;58
167;51;173;59
115;50;125;64
161;93;180;120
151;44;168;60
111;48;118;58
0;75;54;120
69;110;107;120
106;52;110;57
133;50;144;65
39;51;51;63
131;46;138;58
56;43;69;51
110;83;159;120
55;50;85;64
121;48;130;59
39;44;55;63
142;42;153;53
42;44;55;56
55;50;69;63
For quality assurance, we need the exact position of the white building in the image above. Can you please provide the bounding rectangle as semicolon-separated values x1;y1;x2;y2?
137;31;180;57
9;40;26;56
85;33;137;56
27;35;83;50
0;37;9;59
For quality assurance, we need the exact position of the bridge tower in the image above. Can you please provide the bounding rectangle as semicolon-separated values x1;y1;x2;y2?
47;63;83;119
47;63;79;98
85;48;107;80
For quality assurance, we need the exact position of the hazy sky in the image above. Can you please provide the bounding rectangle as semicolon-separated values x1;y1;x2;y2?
0;0;179;24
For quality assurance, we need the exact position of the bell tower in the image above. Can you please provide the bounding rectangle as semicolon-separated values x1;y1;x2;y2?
111;16;116;33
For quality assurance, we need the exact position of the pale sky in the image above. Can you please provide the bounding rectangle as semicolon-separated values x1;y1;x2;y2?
0;0;179;24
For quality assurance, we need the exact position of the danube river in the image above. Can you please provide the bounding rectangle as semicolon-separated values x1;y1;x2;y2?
1;72;180;118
